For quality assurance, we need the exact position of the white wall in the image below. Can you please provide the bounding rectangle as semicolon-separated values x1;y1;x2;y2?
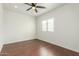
3;9;36;44
36;4;79;52
0;4;3;52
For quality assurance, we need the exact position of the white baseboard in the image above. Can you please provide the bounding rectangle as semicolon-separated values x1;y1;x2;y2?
4;38;35;45
38;39;79;53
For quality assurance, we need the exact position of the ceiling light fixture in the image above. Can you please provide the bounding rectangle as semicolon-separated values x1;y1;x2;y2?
32;7;36;9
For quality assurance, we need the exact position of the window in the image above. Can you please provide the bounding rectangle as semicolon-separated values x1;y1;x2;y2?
48;18;54;32
42;18;54;32
42;20;47;31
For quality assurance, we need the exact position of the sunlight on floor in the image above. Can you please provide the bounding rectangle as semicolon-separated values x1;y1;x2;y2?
39;46;54;56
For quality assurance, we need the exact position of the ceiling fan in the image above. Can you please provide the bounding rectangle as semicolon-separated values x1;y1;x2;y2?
24;3;46;13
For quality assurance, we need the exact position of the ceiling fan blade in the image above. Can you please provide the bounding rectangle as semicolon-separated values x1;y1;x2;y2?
32;3;35;6
35;9;38;13
26;7;32;11
36;6;46;9
24;3;32;6
34;3;37;5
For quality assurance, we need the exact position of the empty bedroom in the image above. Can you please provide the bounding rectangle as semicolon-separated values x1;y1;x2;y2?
0;3;79;56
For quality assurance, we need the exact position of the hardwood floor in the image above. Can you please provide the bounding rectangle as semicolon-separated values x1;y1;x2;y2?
0;39;79;56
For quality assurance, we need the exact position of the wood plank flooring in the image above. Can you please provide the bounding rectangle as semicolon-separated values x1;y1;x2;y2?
0;39;79;56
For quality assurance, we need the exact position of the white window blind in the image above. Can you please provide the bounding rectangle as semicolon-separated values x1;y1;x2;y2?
48;18;54;32
42;20;47;31
42;18;54;32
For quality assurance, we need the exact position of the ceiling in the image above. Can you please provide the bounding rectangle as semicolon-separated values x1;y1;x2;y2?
2;3;65;17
